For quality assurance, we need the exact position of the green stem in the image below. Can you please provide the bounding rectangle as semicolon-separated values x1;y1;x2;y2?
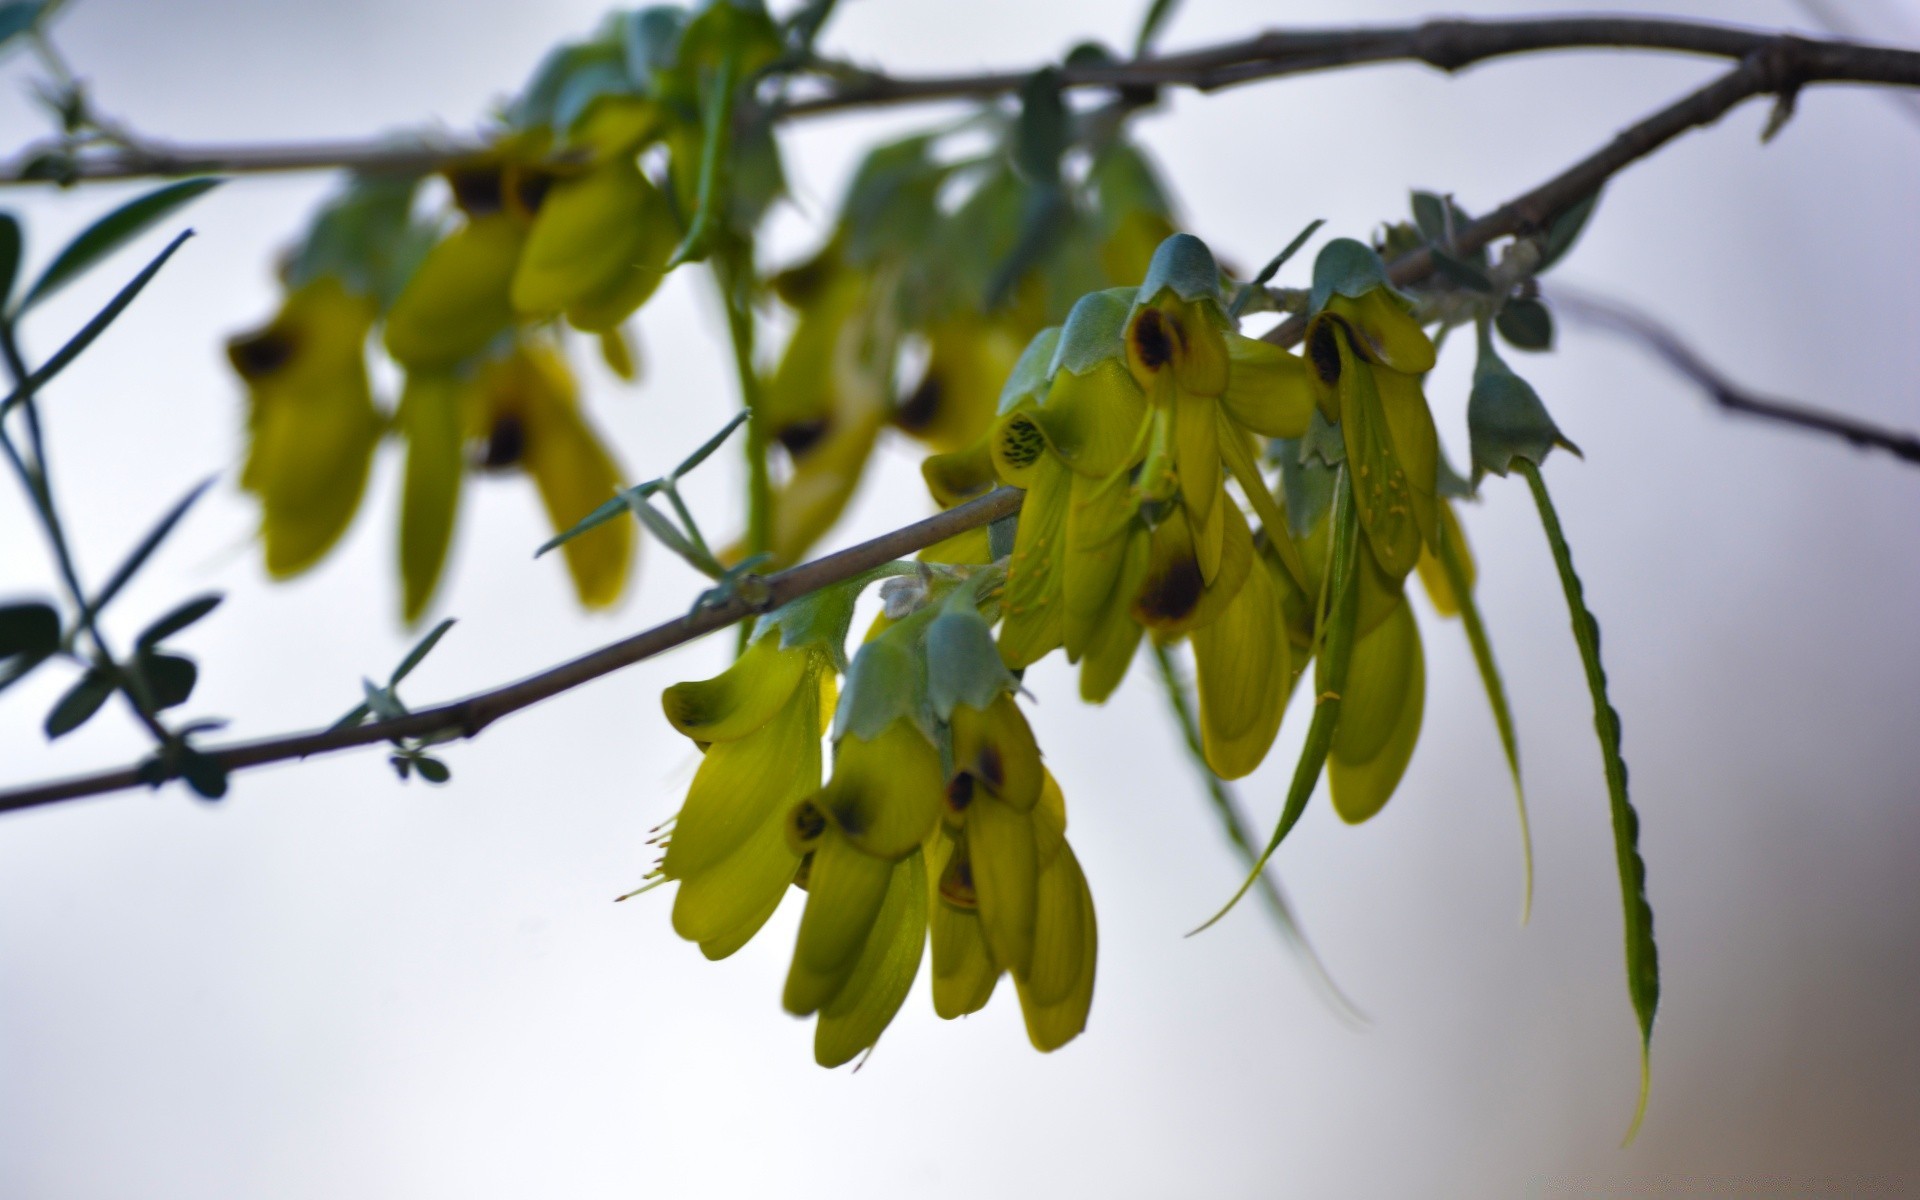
713;252;771;562
0;320;168;743
1151;640;1365;1025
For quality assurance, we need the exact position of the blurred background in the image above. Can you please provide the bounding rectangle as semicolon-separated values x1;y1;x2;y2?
1;1;1917;1196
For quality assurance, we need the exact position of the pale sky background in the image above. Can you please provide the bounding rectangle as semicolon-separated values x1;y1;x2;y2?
2;2;1918;1197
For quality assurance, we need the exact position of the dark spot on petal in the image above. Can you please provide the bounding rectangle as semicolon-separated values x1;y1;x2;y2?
791;799;827;843
1132;307;1174;370
481;414;526;471
939;847;977;908
978;744;1004;791
227;329;297;380
829;794;868;837
895;372;943;434
1308;320;1342;385
509;167;555;218
996;414;1046;471
777;417;830;459
1135;552;1203;624
945;772;974;813
446;166;506;217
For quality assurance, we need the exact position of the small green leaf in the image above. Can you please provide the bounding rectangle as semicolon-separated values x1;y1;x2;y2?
1133;0;1180;55
137;651;197;710
0;598;60;659
1539;189;1600;272
535;494;630;559
82;477;214;623
1496;298;1554;351
389;617;456;687
1048;287;1133;377
832;627;927;743
19;179;220;313
1195;466;1361;933
45;668;113;739
361;679;408;723
621;6;688;84
0;210;21;309
755;568;901;672
413;755;452;785
329;702;372;732
1;229;194;417
1520;459;1657;1142
672;409;749;479
178;748;228;800
1435;524;1531;922
135;593;221;650
0;1;49;51
1228;219;1324;319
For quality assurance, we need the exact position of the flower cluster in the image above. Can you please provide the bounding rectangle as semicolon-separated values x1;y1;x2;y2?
227;0;787;620
652;572;1095;1065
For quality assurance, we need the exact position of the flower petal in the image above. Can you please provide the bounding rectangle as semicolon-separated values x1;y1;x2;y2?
927;827;1002;1019
661;633;809;743
1192;553;1291;780
1132;494;1251;636
397;372;467;624
784;828;895;1016
950;693;1043;812
1330;602;1426;825
815;848;928;1067
383;214;524;370
1015;842;1096;1052
1221;334;1314;438
997;452;1070;669
1332;596;1423;769
819;720;943;861
969;790;1038;979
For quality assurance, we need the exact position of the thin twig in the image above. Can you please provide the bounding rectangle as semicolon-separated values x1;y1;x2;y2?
2;16;1917;185
0;487;1023;815
1546;284;1920;464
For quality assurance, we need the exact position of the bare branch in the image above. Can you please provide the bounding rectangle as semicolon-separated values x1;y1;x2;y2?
3;16;1917;185
0;486;1023;815
1546;285;1920;464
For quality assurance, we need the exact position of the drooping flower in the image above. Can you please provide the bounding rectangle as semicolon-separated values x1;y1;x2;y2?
229;275;383;579
396;343;632;613
657;630;833;959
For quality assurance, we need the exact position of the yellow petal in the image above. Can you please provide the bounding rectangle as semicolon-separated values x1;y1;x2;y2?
1192;553;1291;780
1332;596;1423;769
1336;334;1422;580
1191;479;1225;585
1077;523;1149;703
503;350;634;607
1015;842;1096;1052
1220;334;1314;437
512;157;672;325
396;372;466;624
231;277;382;579
896;320;1024;452
660;633;808;743
1173;387;1221;548
674;794;803;948
698;885;786;962
1033;768;1068;868
383;214;524;370
1061;473;1135;660
949;693;1043;812
968;790;1038;979
1330;604;1426;824
1327;289;1436;376
1131;494;1251;635
784;827;894;1016
927;826;1002;1019
997;452;1070;669
1375;364;1440;551
1021;831;1090;1007
815;849;927;1068
597;326;639;382
921;438;997;509
819;720;943;861
1416;500;1474;617
1033;359;1148;480
663;657;821;886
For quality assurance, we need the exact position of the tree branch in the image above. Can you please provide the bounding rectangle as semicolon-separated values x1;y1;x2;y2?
0;486;1023;815
2;16;1916;185
1545;284;1920;464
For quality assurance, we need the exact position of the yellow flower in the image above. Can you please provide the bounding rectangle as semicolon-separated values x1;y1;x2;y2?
658;631;833;959
382;160;543;371
510;106;678;333
894;316;1027;452
228;275;382;579
405;344;632;610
